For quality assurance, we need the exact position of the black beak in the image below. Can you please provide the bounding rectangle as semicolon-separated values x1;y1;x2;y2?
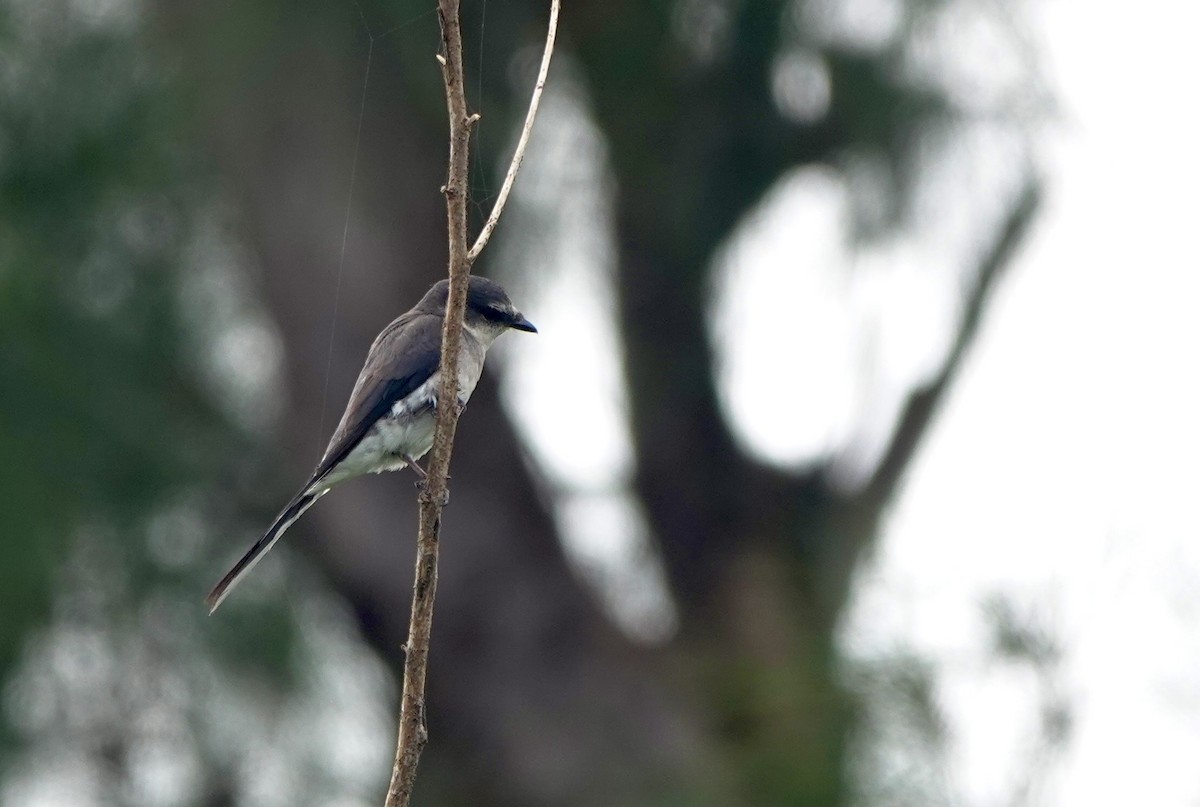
509;313;537;333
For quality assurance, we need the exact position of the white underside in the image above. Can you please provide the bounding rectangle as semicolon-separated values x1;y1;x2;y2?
319;406;437;489
315;343;487;492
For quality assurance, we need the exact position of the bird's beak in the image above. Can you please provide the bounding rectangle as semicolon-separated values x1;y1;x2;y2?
509;313;537;333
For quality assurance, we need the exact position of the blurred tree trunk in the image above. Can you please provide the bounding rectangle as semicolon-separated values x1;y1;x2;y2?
154;0;1037;804
574;4;1040;801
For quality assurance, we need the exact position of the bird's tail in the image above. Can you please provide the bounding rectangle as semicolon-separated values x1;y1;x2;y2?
205;488;328;614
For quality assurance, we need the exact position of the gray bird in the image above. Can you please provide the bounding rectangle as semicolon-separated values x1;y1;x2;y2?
205;276;536;613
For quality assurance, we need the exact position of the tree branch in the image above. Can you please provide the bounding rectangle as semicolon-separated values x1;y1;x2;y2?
865;178;1042;503
382;1;472;804
467;0;559;263
384;3;558;805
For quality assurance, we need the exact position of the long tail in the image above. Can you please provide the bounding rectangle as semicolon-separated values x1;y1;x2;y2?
205;488;328;614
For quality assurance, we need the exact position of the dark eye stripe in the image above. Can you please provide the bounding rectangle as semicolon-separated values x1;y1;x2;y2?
480;306;508;323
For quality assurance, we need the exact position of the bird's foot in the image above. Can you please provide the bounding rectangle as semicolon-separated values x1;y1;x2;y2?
406;455;450;505
403;455;428;480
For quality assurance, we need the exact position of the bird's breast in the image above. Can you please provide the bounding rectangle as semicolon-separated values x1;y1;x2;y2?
389;339;486;419
322;342;487;486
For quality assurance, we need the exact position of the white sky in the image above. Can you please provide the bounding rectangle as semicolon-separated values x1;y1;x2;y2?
841;0;1200;803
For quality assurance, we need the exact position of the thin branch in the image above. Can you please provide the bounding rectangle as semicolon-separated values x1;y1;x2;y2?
383;2;558;804
864;178;1042;503
383;0;474;804
466;0;559;262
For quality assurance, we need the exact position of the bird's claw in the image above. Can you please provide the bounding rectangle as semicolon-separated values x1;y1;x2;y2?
417;484;450;506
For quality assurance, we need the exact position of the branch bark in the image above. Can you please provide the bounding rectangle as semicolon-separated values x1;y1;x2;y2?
384;3;557;805
382;2;472;804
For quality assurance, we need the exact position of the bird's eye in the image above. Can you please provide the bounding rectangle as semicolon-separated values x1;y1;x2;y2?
481;305;509;323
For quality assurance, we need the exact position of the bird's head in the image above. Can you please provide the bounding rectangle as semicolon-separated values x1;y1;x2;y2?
420;276;537;343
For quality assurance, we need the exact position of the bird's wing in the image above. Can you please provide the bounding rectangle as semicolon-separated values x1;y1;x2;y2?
307;312;443;487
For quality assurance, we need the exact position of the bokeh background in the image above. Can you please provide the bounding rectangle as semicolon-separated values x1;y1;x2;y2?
2;0;1198;805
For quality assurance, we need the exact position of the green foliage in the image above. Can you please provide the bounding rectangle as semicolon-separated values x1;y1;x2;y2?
0;0;300;758
1;5;174;669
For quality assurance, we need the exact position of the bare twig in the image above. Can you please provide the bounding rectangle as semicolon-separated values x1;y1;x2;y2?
382;1;471;804
466;0;560;262
383;2;557;806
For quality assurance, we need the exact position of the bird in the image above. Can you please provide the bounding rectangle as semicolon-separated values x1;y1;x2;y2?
205;275;536;613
